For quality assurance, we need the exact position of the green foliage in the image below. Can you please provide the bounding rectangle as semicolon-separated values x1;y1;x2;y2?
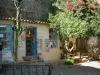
49;11;88;38
17;0;22;2
48;0;100;38
64;58;74;65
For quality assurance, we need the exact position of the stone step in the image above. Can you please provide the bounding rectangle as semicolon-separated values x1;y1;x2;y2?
23;56;43;63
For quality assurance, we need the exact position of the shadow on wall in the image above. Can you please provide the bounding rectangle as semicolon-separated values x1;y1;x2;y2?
69;37;100;55
76;38;88;53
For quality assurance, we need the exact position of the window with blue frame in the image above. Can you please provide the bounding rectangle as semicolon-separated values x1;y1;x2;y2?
0;24;13;61
0;24;12;51
48;29;58;48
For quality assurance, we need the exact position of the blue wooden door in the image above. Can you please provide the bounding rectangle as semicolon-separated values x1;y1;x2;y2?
31;27;37;56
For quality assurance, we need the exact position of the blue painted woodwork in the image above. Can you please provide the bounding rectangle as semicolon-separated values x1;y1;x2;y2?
9;24;13;51
32;27;37;56
0;24;13;61
26;27;38;56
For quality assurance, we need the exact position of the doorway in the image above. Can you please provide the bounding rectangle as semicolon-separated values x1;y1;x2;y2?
26;27;37;56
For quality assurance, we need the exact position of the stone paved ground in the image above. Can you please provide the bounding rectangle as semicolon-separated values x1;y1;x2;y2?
51;65;100;75
51;61;100;75
0;61;100;75
0;65;49;75
0;67;49;75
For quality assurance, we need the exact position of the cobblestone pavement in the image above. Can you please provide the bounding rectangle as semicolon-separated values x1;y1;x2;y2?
51;65;100;75
0;62;100;75
0;65;49;75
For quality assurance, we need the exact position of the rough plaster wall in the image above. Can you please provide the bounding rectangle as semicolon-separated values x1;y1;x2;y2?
0;20;12;24
22;23;61;61
42;40;61;61
0;20;61;61
18;31;26;60
0;20;26;61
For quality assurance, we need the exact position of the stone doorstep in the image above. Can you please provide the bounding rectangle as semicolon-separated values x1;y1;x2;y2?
22;56;44;63
23;56;39;60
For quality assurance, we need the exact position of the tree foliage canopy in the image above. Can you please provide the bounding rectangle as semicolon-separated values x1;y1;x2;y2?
48;0;100;38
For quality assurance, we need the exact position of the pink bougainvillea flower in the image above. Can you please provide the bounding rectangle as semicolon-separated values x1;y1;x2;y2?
64;3;68;7
85;2;89;4
68;5;77;12
68;0;72;4
91;2;99;8
94;2;98;5
71;6;76;11
78;1;85;5
91;4;99;9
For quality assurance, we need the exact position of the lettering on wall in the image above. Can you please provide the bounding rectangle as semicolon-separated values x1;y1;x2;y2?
18;34;24;48
37;33;44;39
37;39;43;48
18;33;25;51
37;33;44;49
45;39;50;52
45;39;56;48
21;34;25;41
18;42;23;48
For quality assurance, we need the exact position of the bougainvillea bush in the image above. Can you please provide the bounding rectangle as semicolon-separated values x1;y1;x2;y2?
49;0;100;38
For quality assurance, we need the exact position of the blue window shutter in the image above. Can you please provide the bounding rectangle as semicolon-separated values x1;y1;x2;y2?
33;27;37;56
9;24;12;51
0;24;13;61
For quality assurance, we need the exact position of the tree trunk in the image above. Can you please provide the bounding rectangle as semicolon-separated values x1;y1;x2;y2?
13;0;21;61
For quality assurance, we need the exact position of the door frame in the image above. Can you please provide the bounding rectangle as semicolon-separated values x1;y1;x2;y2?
25;26;38;56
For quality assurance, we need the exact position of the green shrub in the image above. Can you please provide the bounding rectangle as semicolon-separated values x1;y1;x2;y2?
64;58;74;65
